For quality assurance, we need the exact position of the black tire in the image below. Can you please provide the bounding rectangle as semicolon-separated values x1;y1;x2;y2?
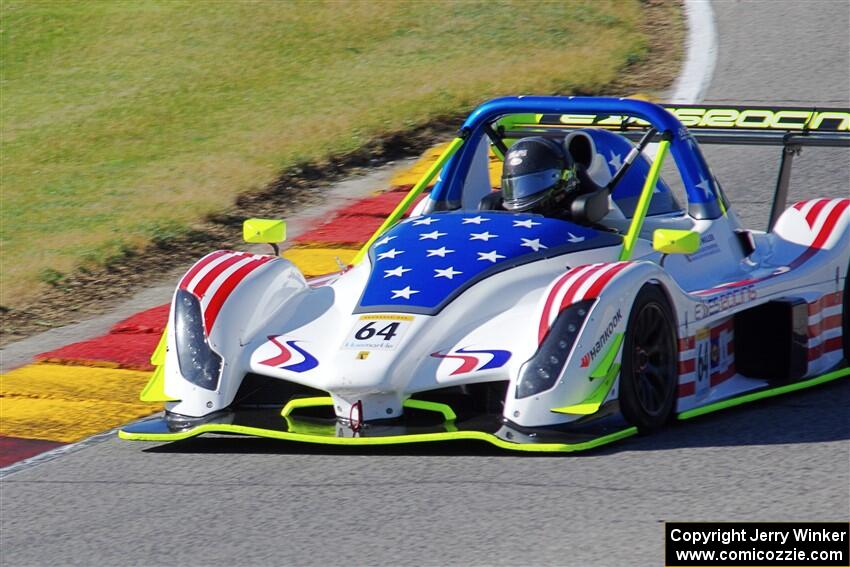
619;284;678;432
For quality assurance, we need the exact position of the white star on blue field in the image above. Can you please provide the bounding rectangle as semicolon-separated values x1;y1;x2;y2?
357;211;612;312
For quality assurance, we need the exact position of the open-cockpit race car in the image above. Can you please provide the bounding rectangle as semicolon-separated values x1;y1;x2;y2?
120;97;850;452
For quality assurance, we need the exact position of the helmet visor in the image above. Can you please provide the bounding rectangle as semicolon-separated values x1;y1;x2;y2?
502;169;562;204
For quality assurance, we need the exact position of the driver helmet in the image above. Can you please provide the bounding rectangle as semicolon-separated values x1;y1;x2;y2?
501;137;576;212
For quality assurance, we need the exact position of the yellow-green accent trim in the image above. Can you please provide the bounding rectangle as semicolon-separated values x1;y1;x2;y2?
619;139;671;261
493;113;542;134
242;218;286;244
717;193;727;216
281;396;333;417
402;398;457;421
652;228;700;255
280;396;457;422
282;415;337;437
119;423;637;453
278;397;459;434
120;367;847;452
589;333;624;381
552;333;623;415
351;136;465;265
139;366;177;402
678;366;849;420
150;326;168;367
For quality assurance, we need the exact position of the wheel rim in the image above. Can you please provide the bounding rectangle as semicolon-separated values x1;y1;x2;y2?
630;302;675;417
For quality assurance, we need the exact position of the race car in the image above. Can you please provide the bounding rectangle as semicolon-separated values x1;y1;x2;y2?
120;96;850;452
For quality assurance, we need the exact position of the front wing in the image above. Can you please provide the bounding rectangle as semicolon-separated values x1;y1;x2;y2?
119;367;848;452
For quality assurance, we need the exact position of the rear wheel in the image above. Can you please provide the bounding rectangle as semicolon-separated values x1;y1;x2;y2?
619;284;678;432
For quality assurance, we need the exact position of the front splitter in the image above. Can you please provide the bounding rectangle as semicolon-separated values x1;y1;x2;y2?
119;366;849;453
118;407;637;453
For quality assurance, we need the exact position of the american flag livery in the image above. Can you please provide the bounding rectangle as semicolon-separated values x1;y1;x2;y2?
694;198;849;296
677;290;844;399
537;261;634;343
677;317;736;399
357;211;620;314
178;250;275;334
806;291;844;363
573;128;681;217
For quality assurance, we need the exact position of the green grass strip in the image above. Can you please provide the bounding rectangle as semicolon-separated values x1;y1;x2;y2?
678;366;849;420
2;1;652;306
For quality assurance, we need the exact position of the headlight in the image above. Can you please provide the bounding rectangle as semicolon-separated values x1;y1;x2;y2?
516;300;593;399
174;289;222;391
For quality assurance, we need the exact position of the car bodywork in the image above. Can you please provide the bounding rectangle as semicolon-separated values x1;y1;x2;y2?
121;97;850;452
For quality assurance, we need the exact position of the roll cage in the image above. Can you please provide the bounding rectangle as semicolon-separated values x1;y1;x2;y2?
352;96;850;265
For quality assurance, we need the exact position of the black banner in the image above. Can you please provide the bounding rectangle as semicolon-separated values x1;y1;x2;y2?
665;522;849;566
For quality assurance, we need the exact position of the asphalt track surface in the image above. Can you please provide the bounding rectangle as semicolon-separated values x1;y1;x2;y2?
2;2;849;566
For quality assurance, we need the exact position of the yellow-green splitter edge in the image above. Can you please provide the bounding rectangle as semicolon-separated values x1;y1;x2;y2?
119;367;847;452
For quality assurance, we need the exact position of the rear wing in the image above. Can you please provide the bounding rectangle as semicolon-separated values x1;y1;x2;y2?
496;104;850;229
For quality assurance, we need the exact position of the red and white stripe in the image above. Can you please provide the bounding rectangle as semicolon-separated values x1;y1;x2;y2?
695;198;849;296
178;250;275;334
787;197;849;264
792;198;833;229
678;291;845;398
677;317;736;399
538;261;632;343
806;291;844;362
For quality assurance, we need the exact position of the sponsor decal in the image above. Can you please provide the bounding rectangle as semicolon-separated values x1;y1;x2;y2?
695;285;757;320
710;335;720;369
258;336;319;373
685;233;720;263
580;308;623;368
537;107;850;132
507;148;527;166
672;108;850;131
343;314;414;351
681;319;736;399
430;348;512;376
694;327;710;400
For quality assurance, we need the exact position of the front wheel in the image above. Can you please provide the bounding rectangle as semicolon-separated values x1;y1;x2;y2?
619;284;678;432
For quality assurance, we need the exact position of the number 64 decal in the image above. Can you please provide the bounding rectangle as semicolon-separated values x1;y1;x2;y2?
355;321;401;342
344;315;414;351
694;327;710;399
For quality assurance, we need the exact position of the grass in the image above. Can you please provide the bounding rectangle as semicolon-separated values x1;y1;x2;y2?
1;0;649;308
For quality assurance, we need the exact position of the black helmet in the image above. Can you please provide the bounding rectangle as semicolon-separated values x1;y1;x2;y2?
501;137;575;212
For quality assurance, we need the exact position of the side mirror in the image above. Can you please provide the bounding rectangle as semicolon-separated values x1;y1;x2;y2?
243;218;286;255
652;229;699;255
